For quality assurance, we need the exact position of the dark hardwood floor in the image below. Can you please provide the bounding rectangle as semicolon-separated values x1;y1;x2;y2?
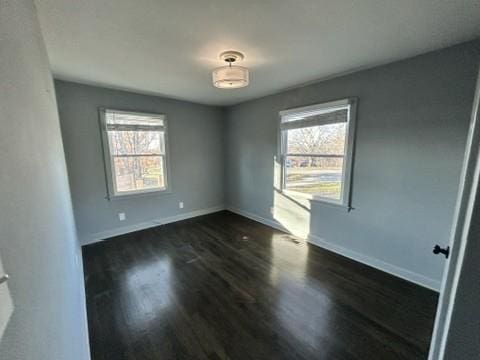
83;211;438;360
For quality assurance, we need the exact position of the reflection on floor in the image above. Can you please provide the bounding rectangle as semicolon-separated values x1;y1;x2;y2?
83;211;438;360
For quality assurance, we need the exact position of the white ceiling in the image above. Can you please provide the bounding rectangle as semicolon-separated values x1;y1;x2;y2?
35;0;480;106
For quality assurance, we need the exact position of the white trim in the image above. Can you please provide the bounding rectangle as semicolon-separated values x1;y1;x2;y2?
278;98;358;209
98;107;171;200
306;233;440;291
75;247;92;360
227;206;440;291
227;206;290;233
81;205;225;245
428;67;480;360
83;204;441;291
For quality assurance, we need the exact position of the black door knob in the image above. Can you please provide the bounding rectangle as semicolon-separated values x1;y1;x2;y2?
433;245;450;259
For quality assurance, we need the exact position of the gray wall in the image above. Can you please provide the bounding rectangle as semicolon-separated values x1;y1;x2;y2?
55;81;224;244
55;41;479;291
224;41;480;289
0;1;90;359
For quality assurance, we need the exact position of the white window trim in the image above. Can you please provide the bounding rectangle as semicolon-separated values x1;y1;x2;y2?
99;108;172;200
279;98;358;209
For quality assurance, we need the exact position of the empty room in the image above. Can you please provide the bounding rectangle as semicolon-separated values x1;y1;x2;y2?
1;1;480;359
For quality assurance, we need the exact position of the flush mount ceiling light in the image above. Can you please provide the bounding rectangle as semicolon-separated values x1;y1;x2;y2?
212;51;249;89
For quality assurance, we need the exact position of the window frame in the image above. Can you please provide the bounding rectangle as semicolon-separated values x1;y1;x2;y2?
279;98;358;209
99;108;171;200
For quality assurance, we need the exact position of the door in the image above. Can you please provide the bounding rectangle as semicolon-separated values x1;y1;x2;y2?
0;250;13;340
428;67;480;359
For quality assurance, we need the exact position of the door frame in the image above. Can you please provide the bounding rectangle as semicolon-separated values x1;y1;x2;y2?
428;66;480;360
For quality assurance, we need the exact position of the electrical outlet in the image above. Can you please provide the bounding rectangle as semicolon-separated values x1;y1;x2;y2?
179;201;184;209
118;212;126;221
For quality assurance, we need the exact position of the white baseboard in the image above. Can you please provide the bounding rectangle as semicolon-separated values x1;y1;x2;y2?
227;206;290;233
306;233;441;291
227;206;440;291
81;205;225;245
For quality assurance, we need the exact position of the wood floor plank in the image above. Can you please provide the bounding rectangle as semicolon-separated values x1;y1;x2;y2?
83;211;438;360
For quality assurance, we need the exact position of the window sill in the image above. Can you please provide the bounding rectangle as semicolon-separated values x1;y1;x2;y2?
106;187;172;201
281;189;353;211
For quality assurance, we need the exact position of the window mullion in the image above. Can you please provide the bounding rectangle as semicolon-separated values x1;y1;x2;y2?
112;153;163;158
285;153;345;158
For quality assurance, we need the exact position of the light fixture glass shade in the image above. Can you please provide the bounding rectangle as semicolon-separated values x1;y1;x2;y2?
212;65;249;89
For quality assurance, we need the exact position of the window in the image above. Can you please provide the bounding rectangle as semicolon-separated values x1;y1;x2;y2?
99;109;169;198
279;98;357;207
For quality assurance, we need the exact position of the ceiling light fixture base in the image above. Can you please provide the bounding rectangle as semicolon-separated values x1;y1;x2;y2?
219;51;244;63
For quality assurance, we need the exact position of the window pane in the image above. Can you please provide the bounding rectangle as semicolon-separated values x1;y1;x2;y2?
113;156;165;193
108;130;164;155
106;111;164;127
286;123;346;155
285;156;344;200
